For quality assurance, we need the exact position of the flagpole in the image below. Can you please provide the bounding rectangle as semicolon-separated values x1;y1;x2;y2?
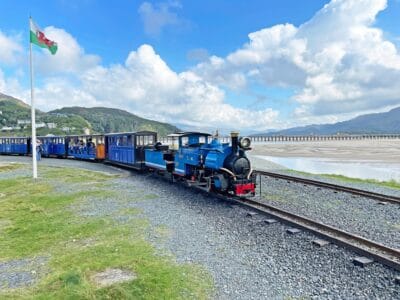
29;17;38;179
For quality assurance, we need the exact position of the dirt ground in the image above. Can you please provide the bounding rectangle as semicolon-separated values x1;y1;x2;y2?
250;139;400;163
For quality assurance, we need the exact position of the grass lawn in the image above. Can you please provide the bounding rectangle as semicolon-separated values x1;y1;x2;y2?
0;165;212;299
0;163;23;172
287;169;400;190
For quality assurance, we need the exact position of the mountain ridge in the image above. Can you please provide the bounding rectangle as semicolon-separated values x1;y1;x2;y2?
255;106;400;136
0;92;179;137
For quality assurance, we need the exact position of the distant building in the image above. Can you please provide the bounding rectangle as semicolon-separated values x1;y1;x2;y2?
62;127;71;132
17;119;31;125
49;113;67;117
0;110;2;115
1;126;13;131
35;122;46;129
84;127;90;135
47;123;57;129
12;126;21;130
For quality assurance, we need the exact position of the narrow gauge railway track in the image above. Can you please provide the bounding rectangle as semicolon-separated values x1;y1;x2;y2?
222;195;400;272
255;170;400;205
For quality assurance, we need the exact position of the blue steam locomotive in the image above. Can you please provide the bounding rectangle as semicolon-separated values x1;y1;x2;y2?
145;131;255;196
0;131;256;197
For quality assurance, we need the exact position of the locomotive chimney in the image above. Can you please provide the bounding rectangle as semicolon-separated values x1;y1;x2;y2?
231;131;239;154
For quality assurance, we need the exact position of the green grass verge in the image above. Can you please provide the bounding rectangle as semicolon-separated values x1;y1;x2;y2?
0;163;23;172
287;169;400;190
0;166;212;299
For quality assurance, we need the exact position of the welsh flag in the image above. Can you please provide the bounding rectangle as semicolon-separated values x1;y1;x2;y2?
29;18;57;55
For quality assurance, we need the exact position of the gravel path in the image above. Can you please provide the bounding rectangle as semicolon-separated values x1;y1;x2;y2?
1;156;400;299
0;257;48;290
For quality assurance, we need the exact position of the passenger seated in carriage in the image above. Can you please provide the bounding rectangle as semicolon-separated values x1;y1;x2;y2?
87;138;95;148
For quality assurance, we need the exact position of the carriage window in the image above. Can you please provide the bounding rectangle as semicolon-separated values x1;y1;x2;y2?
127;135;132;146
181;137;188;146
144;136;148;145
122;136;127;146
199;136;206;144
148;135;154;145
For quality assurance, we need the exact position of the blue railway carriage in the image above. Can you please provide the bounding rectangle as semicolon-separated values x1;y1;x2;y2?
0;137;30;155
105;131;157;169
66;134;106;161
38;136;67;157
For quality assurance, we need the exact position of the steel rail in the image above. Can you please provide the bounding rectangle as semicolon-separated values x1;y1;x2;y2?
255;170;400;205
223;195;400;271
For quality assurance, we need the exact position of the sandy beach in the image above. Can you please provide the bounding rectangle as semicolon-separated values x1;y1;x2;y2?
250;139;400;163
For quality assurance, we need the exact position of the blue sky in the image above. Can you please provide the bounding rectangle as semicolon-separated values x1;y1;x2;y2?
1;0;400;131
1;1;336;69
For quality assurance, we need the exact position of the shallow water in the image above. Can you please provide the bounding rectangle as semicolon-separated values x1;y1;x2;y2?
254;155;400;182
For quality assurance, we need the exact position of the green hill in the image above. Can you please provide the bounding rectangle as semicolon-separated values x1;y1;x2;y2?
0;93;91;136
0;92;178;137
49;106;179;136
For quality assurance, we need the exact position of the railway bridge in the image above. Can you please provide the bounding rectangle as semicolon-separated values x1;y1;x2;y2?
248;134;400;143
215;134;400;143
160;134;400;144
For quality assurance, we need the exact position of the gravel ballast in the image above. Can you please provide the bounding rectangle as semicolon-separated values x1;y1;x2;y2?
249;155;400;249
1;156;400;299
256;176;400;249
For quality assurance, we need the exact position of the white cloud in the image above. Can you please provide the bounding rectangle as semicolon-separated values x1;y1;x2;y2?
76;44;279;130
35;26;100;75
138;1;183;36
2;0;400;131
194;0;400;123
0;30;23;65
2;41;279;130
187;48;209;62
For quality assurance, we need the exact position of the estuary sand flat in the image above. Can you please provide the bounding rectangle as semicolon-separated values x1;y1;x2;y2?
251;139;400;162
